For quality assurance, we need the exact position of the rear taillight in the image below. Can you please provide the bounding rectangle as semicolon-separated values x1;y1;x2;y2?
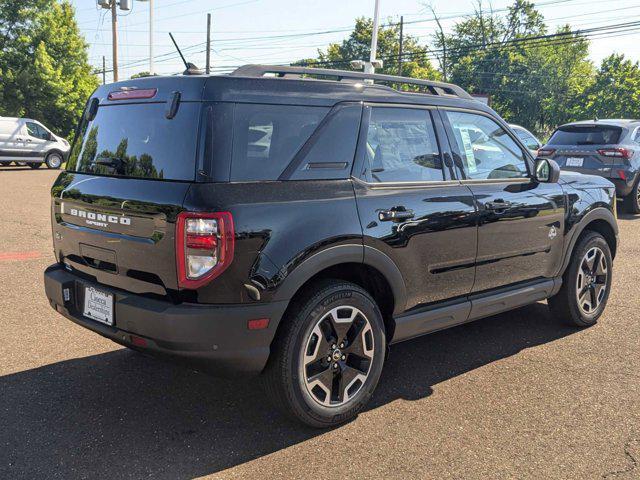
597;148;632;160
537;148;556;157
176;212;234;289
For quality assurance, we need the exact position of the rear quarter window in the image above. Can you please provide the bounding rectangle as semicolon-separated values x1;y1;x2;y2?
230;104;329;181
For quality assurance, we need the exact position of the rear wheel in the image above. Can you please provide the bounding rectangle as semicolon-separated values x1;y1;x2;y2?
45;152;63;169
548;231;612;327
262;280;386;427
28;163;42;169
623;178;640;214
0;161;10;166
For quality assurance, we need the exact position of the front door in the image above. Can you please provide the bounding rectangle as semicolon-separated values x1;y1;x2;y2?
440;108;566;293
353;105;478;311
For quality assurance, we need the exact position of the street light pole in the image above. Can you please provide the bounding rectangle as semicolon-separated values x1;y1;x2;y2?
149;0;154;75
365;0;381;75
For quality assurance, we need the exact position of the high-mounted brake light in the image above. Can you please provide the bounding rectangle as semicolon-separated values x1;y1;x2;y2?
597;148;632;160
108;88;157;101
537;148;556;157
176;212;234;289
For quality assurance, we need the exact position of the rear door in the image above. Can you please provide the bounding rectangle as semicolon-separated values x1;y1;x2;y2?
544;124;624;177
52;95;202;297
440;108;565;293
353;104;478;311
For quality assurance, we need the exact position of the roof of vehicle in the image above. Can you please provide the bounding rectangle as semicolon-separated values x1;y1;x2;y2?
0;116;39;123
559;119;640;128
91;64;496;115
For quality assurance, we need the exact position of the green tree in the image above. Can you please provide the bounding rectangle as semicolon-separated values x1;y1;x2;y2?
0;0;98;138
296;17;441;81
584;54;640;119
435;0;594;135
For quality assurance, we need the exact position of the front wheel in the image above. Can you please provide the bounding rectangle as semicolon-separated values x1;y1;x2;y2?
45;152;63;169
548;231;612;327
262;280;386;427
28;163;42;169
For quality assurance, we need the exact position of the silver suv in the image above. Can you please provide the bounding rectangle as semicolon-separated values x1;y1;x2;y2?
539;119;640;212
0;117;70;169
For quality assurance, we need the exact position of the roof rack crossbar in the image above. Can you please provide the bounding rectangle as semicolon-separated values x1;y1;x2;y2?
230;64;473;99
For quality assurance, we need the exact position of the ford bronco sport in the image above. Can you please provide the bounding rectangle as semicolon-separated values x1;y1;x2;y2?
44;65;618;427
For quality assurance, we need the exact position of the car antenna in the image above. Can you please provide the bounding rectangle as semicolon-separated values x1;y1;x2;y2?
169;32;203;75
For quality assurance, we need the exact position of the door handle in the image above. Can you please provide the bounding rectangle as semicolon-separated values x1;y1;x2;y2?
484;200;513;211
378;208;415;222
24;138;32;142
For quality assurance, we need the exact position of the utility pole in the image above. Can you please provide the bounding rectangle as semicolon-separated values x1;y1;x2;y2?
206;13;211;74
102;56;106;84
398;15;404;76
111;0;119;82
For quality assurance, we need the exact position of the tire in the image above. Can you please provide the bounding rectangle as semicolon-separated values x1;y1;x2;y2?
548;231;613;327
28;163;42;169
45;152;63;169
0;161;10;167
262;280;386;428
623;178;640;214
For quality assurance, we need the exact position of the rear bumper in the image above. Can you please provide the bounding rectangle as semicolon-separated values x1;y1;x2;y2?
611;177;635;197
44;264;287;376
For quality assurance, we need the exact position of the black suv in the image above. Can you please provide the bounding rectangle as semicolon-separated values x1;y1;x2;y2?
44;65;618;427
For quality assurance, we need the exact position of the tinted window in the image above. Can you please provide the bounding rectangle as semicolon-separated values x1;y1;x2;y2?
26;122;49;140
514;128;540;150
363;107;443;183
548;125;622;145
67;103;200;181
445;111;528;180
230;104;329;181
289;104;362;180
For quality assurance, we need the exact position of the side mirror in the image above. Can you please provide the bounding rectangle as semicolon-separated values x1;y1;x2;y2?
534;158;560;183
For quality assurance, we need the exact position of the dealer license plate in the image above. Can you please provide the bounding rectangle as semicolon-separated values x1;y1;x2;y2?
83;286;114;326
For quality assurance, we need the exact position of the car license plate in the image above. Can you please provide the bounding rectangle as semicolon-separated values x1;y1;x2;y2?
566;157;584;167
83;286;114;326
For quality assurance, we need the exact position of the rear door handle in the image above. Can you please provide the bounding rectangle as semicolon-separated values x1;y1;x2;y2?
378;209;415;222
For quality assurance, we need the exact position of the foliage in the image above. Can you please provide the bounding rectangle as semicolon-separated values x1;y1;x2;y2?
296;17;441;81
584;54;640;119
0;0;98;138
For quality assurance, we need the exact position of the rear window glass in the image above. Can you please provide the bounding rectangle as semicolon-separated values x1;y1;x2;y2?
67;103;200;181
230;104;329;181
548;126;622;146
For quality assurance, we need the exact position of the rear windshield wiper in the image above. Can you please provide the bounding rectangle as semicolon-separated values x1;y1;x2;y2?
94;156;127;173
576;141;596;145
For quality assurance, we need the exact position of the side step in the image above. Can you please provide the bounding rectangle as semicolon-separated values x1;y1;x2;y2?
391;278;562;344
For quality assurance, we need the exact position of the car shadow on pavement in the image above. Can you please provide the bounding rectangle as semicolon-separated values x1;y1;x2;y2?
1;303;576;479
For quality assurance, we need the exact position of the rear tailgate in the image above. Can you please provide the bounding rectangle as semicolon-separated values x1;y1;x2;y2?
52;78;204;296
52;174;189;295
546;124;623;177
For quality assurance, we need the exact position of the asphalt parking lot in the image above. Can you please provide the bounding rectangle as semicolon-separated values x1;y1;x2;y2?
0;166;638;479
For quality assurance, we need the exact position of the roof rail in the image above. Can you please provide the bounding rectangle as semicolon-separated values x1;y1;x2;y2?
229;64;473;100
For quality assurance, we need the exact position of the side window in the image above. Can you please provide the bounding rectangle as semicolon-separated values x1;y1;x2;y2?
230;104;329;181
514;129;540;150
444;111;528;180
633;128;640;144
26;122;49;140
363;107;443;183
288;104;362;180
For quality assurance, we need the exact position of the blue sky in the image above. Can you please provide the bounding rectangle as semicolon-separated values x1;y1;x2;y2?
70;0;640;82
